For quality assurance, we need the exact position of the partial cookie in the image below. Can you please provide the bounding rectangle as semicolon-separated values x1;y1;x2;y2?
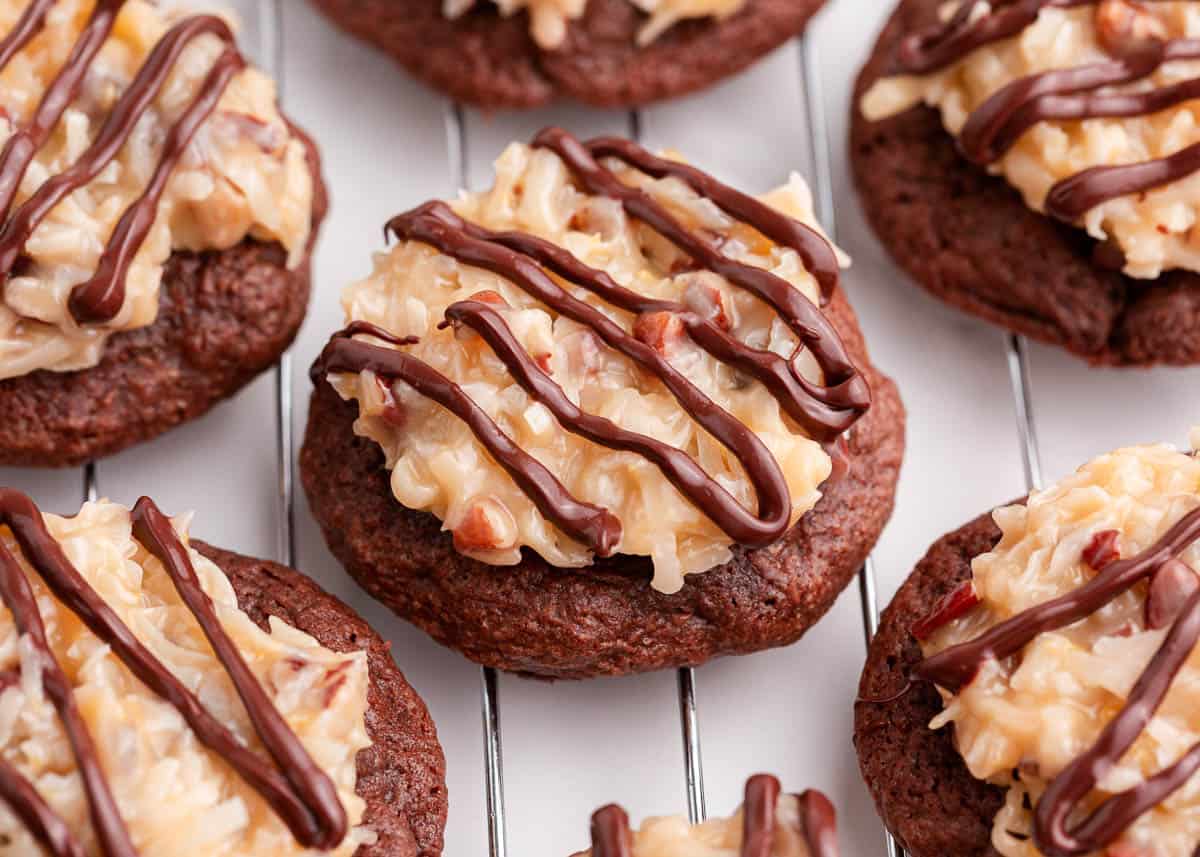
853;508;1004;856
309;0;827;109
0;490;447;856
198;542;447;857
856;431;1200;857
851;0;1200;366
569;774;839;856
302;129;904;679
0;2;326;466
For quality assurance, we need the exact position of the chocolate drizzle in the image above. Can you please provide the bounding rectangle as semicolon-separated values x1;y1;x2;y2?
313;322;622;556
313;128;868;558
915;505;1200;855
586;774;838;857
0;1;246;324
891;0;1200;220
0;489;348;855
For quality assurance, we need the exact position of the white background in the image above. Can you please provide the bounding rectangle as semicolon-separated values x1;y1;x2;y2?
3;1;1200;854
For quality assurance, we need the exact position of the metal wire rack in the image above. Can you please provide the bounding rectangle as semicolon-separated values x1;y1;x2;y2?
63;4;1046;856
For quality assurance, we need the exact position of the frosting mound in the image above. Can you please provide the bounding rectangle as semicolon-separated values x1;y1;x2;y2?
921;429;1200;857
329;140;848;594
0;0;313;380
862;0;1200;280
0;498;372;856
571;775;836;857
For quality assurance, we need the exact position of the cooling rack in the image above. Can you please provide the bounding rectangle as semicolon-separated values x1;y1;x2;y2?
2;1;1199;855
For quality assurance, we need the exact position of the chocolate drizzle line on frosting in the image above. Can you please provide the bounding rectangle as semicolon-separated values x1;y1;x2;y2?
0;489;348;855
313;322;622;556
890;0;1200;220
914;505;1200;856
0;2;246;324
312;128;869;558
587;775;838;857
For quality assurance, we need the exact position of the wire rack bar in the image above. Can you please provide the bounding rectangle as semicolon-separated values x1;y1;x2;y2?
1005;334;1044;493
799;32;901;857
440;100;511;857
625;107;711;826
260;0;296;567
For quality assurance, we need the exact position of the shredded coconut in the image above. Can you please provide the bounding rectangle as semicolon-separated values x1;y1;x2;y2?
862;0;1200;279
330;142;842;593
0;499;372;856
923;433;1200;857
0;0;313;380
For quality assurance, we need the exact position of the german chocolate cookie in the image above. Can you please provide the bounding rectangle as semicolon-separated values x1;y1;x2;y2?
0;1;326;466
0;490;446;856
856;433;1200;857
309;0;827;109
852;0;1200;366
198;543;447;857
853;509;1003;856
570;774;838;856
302;129;904;680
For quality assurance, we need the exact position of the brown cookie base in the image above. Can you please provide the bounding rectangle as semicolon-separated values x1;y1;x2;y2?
851;0;1200;367
0;127;327;468
309;0;827;109
194;541;448;857
853;508;1010;857
299;288;905;680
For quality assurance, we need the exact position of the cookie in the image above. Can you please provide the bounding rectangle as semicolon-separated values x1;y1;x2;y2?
569;774;839;856
0;490;447;856
301;129;904;680
0;1;326;466
309;0;827;109
853;508;1004;856
852;0;1200;366
855;431;1200;856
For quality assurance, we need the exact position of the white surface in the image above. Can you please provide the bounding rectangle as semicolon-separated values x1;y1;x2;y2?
3;2;1200;855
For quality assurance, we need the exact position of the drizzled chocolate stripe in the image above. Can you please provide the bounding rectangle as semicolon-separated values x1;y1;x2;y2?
313;322;622;555
129;497;347;847
0;3;245;323
796;789;839;857
0;0;123;221
396;202;862;440
894;0;1092;75
915;505;1200;856
0;495;133;857
741;774;781;857
443;300;790;546
0;754;86;857
534;128;868;425
584;137;842;305
589;805;633;857
586;775;839;857
891;0;1200;219
0;488;348;854
0;0;54;72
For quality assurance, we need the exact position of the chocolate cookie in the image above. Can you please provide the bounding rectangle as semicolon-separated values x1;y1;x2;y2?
572;773;839;856
302;287;903;680
853;508;1005;857
302;129;904;680
309;0;827;109
0;136;325;468
0;489;445;857
0;5;326;467
852;0;1200;366
197;542;448;857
